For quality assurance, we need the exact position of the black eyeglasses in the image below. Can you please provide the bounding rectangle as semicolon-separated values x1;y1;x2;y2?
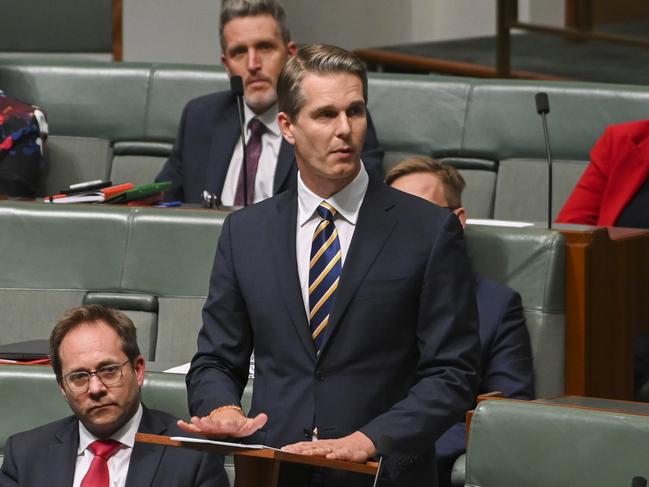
63;360;130;392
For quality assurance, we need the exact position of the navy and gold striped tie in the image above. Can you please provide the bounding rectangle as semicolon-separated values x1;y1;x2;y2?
309;202;342;353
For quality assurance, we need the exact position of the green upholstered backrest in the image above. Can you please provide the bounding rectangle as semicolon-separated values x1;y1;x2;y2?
465;400;649;487
462;80;649;222
0;201;226;364
465;224;565;397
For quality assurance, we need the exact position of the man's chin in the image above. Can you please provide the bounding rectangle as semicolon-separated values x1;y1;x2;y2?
243;91;276;114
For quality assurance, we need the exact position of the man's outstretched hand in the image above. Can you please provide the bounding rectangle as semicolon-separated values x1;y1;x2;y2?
177;407;268;440
281;431;376;463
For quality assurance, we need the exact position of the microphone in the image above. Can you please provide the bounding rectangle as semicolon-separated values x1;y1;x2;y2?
230;75;249;207
371;436;394;487
534;92;553;229
631;477;648;487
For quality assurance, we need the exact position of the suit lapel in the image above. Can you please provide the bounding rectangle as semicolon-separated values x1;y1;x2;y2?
318;180;398;356
273;139;296;194
125;407;166;487
49;419;80;487
601;135;649;224
270;189;317;362
205;97;241;198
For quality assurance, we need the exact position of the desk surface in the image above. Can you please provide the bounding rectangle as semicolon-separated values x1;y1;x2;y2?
539;396;649;416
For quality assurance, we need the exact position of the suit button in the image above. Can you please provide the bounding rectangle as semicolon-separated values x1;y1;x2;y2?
315;370;325;381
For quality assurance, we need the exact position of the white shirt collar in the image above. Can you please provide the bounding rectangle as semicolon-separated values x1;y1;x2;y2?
297;164;369;227
77;402;143;455
243;102;280;137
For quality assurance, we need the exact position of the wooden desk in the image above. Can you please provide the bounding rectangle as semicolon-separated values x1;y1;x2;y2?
136;433;378;487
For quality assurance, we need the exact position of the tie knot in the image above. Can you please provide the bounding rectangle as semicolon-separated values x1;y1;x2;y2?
316;202;337;222
89;439;122;460
248;118;266;137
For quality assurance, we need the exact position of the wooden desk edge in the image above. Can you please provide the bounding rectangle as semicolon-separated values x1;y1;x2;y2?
136;433;378;475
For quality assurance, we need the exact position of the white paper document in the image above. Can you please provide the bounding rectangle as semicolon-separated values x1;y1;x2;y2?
467;218;534;228
170;436;280;451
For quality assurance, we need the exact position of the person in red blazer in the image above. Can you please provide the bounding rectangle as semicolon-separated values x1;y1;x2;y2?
556;119;649;226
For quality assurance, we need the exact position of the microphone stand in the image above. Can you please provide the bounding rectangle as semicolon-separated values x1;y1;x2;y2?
535;92;553;229
230;75;249;207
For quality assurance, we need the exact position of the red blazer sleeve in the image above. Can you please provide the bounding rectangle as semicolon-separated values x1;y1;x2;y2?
556;126;613;225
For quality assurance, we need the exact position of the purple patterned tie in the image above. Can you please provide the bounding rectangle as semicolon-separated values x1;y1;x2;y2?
234;118;266;206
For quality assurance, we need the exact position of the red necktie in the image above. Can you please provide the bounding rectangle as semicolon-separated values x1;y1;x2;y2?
234;118;266;206
80;439;122;487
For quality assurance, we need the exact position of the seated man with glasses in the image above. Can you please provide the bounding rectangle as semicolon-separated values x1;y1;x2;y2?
0;304;228;487
386;156;535;487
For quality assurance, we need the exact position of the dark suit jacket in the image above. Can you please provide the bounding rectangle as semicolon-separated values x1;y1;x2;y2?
187;178;481;486
556;119;649;226
155;91;385;203
0;406;228;487
435;274;534;487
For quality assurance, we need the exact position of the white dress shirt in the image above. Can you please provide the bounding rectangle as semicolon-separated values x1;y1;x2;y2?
220;103;283;206
73;403;143;487
296;165;369;317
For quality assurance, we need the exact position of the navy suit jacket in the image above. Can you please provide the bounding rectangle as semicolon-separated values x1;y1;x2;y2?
155;91;385;203
435;274;534;486
0;406;228;487
187;179;481;486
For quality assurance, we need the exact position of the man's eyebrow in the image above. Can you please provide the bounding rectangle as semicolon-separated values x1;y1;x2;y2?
66;360;121;374
311;99;365;116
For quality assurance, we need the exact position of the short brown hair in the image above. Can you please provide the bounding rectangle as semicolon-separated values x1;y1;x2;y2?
277;44;368;120
385;156;466;209
219;0;291;52
50;305;140;381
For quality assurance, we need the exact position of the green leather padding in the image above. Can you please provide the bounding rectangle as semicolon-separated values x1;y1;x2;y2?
465;225;564;313
462;80;649;161
40;136;113;196
0;201;129;290
465;400;649;487
145;65;230;140
83;292;159;312
368;73;469;156
466;225;566;397
0;60;152;140
122;208;226;297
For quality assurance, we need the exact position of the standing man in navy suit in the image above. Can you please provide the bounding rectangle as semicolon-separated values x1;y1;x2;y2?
178;45;480;486
387;156;535;487
155;0;384;204
0;305;227;487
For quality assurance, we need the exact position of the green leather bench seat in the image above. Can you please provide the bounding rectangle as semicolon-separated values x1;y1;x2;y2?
0;200;565;397
2;60;648;221
465;224;565;398
0;201;226;364
465;399;649;486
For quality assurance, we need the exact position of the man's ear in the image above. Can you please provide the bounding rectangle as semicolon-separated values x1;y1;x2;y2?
278;112;295;145
287;41;298;57
58;380;68;399
221;53;232;76
134;355;146;388
454;207;468;228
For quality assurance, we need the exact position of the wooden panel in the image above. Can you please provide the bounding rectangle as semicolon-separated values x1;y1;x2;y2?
561;227;649;400
112;0;123;61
